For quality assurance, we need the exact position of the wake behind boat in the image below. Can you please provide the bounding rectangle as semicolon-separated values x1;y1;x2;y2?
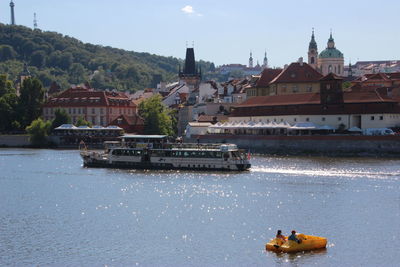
80;135;251;171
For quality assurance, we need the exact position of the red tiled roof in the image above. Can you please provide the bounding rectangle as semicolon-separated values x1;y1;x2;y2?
320;73;343;81
197;114;229;123
255;68;282;87
44;87;135;108
270;62;323;84
238;90;397;108
239;93;321;107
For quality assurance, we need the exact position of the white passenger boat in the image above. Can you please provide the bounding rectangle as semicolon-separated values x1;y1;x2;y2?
80;135;251;171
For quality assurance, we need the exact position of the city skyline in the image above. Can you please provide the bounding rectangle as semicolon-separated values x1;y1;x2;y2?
1;0;399;67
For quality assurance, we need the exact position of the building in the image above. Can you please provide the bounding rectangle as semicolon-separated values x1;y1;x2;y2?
246;68;282;98
269;60;323;95
43;86;138;127
344;61;400;77
230;73;400;130
179;47;201;105
307;30;344;76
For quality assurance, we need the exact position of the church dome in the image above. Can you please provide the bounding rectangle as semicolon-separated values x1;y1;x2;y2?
319;48;343;59
319;33;343;59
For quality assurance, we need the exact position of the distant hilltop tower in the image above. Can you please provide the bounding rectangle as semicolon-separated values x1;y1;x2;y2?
33;13;38;29
10;1;16;25
263;51;268;69
249;51;253;68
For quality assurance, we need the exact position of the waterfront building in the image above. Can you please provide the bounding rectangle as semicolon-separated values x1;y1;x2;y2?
42;86;139;129
229;73;400;130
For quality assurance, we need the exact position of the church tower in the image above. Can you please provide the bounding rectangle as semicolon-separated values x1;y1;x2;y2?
10;1;15;25
179;47;201;104
248;51;253;68
308;29;318;69
262;51;268;69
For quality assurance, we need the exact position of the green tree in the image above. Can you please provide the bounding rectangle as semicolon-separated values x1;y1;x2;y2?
343;81;352;89
51;108;71;129
69;63;87;84
0;93;18;132
138;94;175;136
0;74;15;96
0;45;17;61
18;77;45;127
26;118;51;146
76;116;92;127
30;50;46;68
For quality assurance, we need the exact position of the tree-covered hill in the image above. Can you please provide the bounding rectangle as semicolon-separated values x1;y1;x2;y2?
0;24;214;91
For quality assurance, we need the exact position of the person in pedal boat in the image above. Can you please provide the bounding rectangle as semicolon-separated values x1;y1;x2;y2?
276;230;286;242
288;230;302;244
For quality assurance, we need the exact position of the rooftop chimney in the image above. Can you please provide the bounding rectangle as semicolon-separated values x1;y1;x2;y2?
298;57;303;66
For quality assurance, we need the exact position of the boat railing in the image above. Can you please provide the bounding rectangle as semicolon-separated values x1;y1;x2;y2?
168;143;237;150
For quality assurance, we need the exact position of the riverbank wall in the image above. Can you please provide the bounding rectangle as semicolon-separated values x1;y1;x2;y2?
189;134;400;157
0;135;30;147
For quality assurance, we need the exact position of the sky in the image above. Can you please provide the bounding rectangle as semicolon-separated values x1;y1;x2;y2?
1;0;400;67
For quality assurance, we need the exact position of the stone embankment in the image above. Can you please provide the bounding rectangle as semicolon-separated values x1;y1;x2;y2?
189;134;400;157
0;135;30;147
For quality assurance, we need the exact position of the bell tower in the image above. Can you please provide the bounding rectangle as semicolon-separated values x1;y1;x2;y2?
263;51;268;69
308;28;318;70
248;51;253;68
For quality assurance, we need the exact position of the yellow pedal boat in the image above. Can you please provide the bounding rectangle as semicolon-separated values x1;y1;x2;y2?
266;234;327;253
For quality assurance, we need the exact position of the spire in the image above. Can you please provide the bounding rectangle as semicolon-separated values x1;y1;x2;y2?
327;30;335;48
249;51;253;68
263;50;268;69
10;1;15;25
309;28;317;50
183;48;196;75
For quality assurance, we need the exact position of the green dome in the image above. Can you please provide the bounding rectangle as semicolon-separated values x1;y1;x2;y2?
319;48;343;59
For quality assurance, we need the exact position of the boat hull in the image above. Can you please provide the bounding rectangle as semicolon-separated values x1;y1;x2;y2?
82;156;250;172
266;235;327;253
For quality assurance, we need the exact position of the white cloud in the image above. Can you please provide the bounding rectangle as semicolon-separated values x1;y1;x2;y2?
181;5;194;14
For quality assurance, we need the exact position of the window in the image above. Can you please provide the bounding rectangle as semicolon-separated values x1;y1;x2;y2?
322;117;326;121
307;86;312;92
338;117;342;121
73;108;76;114
379;116;383;120
294;118;297;122
292;86;298;93
92;108;95;114
311;57;315;64
306;118;310;122
338;65;341;74
100;108;104;114
326;84;331;90
371;116;375;121
328;65;332;73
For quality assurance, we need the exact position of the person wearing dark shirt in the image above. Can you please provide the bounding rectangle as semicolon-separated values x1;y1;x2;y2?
288;230;301;243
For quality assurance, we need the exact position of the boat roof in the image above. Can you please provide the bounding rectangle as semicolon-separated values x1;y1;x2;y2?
121;134;168;139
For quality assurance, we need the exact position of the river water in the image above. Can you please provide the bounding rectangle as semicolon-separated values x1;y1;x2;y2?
0;149;399;266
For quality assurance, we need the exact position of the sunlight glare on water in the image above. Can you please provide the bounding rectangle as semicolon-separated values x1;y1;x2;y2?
0;149;399;266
